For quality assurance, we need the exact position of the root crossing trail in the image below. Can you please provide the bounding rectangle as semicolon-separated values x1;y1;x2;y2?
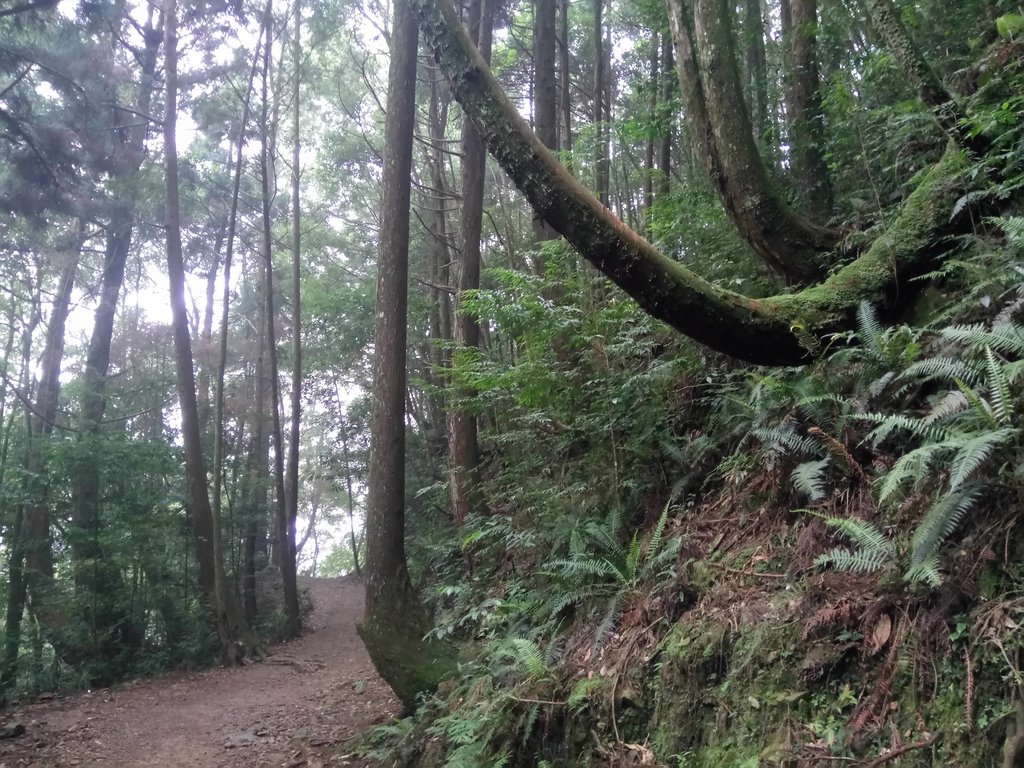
0;577;400;767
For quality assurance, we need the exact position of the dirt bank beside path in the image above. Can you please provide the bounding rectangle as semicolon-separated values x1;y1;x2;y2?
0;576;400;767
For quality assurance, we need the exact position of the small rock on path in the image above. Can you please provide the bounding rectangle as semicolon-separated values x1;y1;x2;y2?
0;576;400;767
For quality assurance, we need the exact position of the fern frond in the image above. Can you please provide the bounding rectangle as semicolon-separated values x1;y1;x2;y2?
985;346;1014;425
904;553;943;587
948;428;1016;489
815;547;891;574
584;519;622;556
750;426;820;457
592;595;623;651
954;377;998;428
909;486;982;569
646;494;673;561
877;440;957;505
943;323;1024;357
625;533;641;582
924;390;969;424
544;557;620;581
868;370;897;398
792;458;830;500
997;215;1024;248
567;677;604;712
899;356;980;386
857;301;884;350
862;413;951;445
816;514;894;555
505;638;548;678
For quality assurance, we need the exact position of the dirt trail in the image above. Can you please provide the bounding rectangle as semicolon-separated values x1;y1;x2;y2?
0;577;400;767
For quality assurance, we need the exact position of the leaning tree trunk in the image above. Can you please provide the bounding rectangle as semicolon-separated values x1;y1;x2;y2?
667;0;839;284
164;0;256;665
66;10;162;671
412;0;972;365
357;0;456;708
863;0;966;146
2;233;80;694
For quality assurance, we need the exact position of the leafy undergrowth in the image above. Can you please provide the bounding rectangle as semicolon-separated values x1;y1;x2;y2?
352;210;1024;766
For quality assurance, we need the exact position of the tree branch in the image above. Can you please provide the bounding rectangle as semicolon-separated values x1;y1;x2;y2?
411;0;970;365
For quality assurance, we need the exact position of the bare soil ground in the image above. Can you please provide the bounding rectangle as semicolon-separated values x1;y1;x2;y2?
0;576;400;767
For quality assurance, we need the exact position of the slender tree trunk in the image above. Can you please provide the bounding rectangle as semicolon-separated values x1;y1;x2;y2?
643;33;658;216
164;0;255;665
533;0;557;239
340;419;361;577
259;0;301;638
558;0;572;158
357;0;455;707
212;1;266;628
657;32;673;199
421;69;453;456
863;0;965;145
449;0;493;526
742;0;768;144
593;0;608;205
781;0;832;217
65;15;162;669
285;0;304;632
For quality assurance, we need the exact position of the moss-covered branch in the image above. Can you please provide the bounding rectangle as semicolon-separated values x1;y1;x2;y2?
411;0;969;365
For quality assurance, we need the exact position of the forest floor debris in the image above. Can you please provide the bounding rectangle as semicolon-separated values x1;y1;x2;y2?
0;576;399;767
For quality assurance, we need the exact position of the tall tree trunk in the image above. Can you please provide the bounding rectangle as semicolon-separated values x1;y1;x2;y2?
285;0;304;633
666;0;839;283
340;418;361;577
593;0;609;205
259;1;301;638
657;32;673;199
164;0;255;665
643;33;657;216
422;69;452;456
742;0;768;144
781;0;832;218
211;1;266;628
65;12;162;670
357;0;455;708
533;0;557;239
558;0;572;157
449;0;494;526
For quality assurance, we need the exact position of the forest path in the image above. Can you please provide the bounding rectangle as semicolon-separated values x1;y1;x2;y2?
0;576;400;767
